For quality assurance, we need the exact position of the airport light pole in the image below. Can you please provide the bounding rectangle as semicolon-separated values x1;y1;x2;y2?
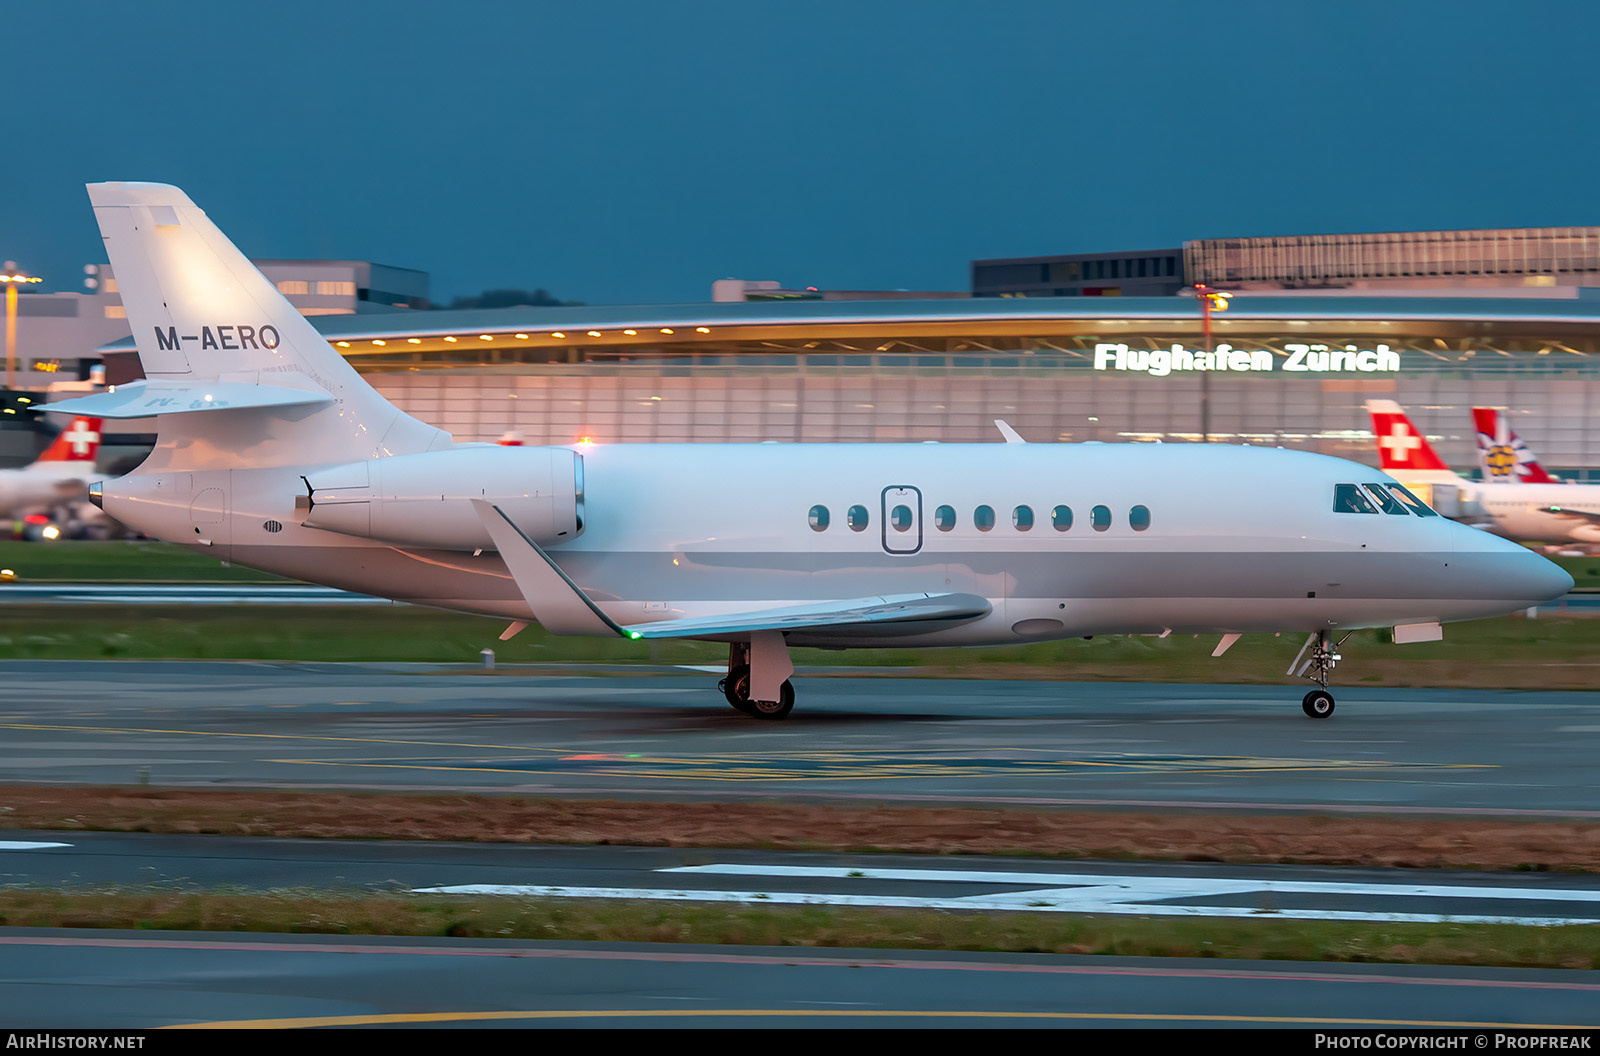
1;263;43;389
1194;283;1230;443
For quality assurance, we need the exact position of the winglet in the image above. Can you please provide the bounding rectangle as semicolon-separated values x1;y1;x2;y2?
994;419;1026;444
470;500;625;637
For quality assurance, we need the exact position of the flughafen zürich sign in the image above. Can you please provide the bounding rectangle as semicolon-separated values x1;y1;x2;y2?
1094;341;1403;377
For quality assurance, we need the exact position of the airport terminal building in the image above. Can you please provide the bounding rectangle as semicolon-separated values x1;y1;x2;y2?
70;224;1600;479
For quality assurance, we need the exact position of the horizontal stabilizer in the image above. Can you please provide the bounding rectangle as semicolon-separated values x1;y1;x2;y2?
623;594;991;639
44;380;333;419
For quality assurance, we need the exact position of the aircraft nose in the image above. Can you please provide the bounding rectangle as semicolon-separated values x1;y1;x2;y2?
1447;520;1573;606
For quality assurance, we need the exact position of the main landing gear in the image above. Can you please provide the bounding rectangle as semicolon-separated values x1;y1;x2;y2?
718;635;796;720
1291;629;1351;719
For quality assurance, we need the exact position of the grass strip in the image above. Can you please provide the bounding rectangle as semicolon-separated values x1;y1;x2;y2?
0;604;1596;689
0;889;1594;970
0;540;282;583
6;787;1599;873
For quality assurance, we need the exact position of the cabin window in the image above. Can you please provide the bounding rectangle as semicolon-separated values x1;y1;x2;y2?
1129;505;1151;531
890;504;913;532
1013;505;1034;531
808;504;829;531
847;504;869;531
1052;505;1073;531
974;505;995;532
1333;483;1378;514
934;504;956;531
1091;504;1112;531
1362;484;1409;515
1387;484;1440;517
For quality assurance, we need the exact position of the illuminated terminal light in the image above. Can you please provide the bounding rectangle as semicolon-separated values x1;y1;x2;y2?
587;330;602;337
372;339;386;346
660;328;674;334
577;435;595;446
551;332;565;339
407;338;421;344
480;334;493;341
515;333;529;339
444;336;458;342
623;329;637;335
336;341;350;347
695;326;711;333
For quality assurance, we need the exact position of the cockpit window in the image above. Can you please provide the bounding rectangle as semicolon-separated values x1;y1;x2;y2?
1333;483;1378;514
1362;484;1409;516
1387;483;1440;517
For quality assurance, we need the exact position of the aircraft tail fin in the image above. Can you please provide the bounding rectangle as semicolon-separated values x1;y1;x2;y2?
35;417;102;464
78;183;448;469
1471;407;1558;484
1365;399;1457;477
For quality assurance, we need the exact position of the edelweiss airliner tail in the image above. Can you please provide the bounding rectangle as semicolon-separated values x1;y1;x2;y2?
54;183;1573;721
1472;407;1558;484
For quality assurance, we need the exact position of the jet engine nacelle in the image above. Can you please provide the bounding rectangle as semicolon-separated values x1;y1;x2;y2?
299;445;583;550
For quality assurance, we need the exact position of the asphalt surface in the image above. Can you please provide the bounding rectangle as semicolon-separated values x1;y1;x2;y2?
4;662;1600;1030
1;661;1598;815
6;928;1600;1029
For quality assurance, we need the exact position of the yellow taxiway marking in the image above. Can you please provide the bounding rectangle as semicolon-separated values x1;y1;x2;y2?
0;722;1492;783
264;756;1491;783
168;1009;1598;1029
0;722;576;756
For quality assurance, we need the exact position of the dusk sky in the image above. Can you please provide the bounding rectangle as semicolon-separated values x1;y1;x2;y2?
6;1;1598;305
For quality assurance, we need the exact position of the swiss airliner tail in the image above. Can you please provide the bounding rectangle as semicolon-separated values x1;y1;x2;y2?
1471;407;1558;484
35;417;102;464
1364;400;1461;482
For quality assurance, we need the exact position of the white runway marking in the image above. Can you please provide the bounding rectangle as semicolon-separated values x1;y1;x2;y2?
408;883;1600;926
411;862;1600;926
0;842;71;850
661;863;1600;902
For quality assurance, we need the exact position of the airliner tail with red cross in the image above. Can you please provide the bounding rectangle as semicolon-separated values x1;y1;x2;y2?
1364;400;1464;485
35;417;103;464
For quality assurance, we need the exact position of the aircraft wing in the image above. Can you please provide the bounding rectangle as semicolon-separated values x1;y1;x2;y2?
470;499;989;640
620;593;992;640
1540;506;1600;525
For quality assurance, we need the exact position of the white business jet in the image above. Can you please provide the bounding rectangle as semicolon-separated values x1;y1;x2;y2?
48;184;1572;720
1368;399;1600;547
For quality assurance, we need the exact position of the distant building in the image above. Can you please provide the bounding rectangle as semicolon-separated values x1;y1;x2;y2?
4;260;427;390
972;227;1600;299
713;278;968;302
1184;226;1600;295
971;250;1186;298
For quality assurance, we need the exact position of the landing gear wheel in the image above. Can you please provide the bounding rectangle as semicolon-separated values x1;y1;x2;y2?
1302;689;1335;719
725;668;795;720
722;664;755;715
749;680;795;720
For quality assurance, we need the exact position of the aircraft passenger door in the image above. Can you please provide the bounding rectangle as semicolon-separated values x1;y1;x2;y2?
881;485;922;555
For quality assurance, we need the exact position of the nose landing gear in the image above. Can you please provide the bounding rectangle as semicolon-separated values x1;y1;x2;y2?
1291;630;1350;719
